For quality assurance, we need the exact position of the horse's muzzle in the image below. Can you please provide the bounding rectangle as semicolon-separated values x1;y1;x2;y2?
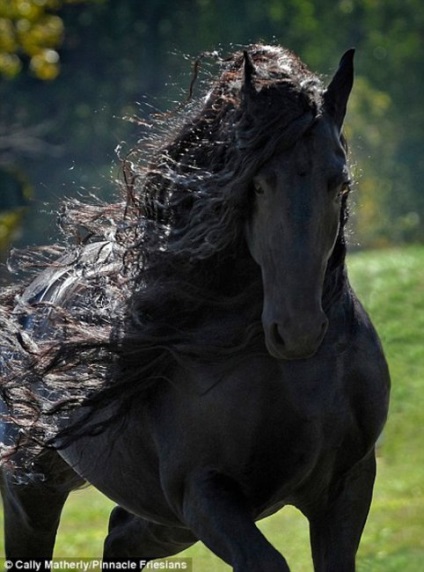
265;313;328;360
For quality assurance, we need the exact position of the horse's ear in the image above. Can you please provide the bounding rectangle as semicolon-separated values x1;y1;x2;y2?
324;49;355;130
242;50;257;103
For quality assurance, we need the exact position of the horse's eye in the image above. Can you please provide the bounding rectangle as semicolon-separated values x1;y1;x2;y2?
338;180;351;197
253;181;265;196
331;179;351;199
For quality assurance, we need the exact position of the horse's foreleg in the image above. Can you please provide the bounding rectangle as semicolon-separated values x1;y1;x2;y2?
1;451;82;559
103;506;196;558
1;469;70;558
182;469;290;572
307;452;376;572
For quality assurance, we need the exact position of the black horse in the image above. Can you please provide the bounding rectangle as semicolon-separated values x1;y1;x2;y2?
0;45;389;571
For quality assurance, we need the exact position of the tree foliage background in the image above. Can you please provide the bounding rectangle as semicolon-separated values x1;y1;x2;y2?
0;0;423;252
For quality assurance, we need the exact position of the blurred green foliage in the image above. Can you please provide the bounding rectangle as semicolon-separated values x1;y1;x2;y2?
0;0;90;80
0;0;423;247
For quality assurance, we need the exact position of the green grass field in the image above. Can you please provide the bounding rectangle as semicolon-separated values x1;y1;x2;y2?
1;246;424;570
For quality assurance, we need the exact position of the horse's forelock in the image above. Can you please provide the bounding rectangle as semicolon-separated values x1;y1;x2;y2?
141;47;323;259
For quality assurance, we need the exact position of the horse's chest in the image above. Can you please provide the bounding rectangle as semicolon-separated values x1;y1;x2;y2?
158;357;351;481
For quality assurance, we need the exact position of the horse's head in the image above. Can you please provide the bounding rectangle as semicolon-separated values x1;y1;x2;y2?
244;50;354;360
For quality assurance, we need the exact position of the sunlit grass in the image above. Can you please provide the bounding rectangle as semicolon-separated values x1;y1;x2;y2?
1;246;423;570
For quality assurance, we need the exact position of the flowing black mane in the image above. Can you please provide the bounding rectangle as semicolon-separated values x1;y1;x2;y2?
0;44;350;454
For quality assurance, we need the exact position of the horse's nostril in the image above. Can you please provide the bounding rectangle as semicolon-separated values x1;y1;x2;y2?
271;323;285;348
